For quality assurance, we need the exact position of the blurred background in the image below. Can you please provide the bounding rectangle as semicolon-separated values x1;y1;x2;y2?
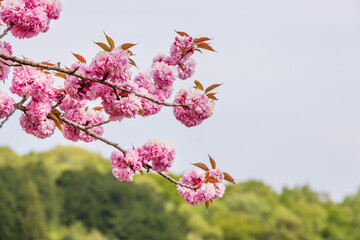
1;0;360;239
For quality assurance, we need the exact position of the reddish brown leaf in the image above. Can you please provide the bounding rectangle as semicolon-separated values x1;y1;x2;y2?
194;80;204;91
138;107;145;117
85;106;89;111
205;200;210;210
65;66;71;71
51;109;61;116
92;106;103;111
209;155;216;169
207;177;219;183
194;48;203;54
174;29;189;37
192;163;209;171
196;42;216;52
47;112;63;133
205;83;223;94
207;93;219;101
121;43;137;50
41;61;55;66
139;170;143;176
94;41;112;52
104;32;115;49
210;199;214;205
72;53;87;63
193;37;211;44
223;172;236;184
55;72;67;79
129;58;137;68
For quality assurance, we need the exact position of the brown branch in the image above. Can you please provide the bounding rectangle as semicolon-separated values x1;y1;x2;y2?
83;119;111;130
0;59;21;67
0;54;187;108
0;24;13;40
58;116;127;154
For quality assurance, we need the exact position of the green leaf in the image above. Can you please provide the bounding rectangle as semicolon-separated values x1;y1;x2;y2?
192;163;209;171
104;32;115;49
205;83;222;94
194;80;204;91
94;41;112;52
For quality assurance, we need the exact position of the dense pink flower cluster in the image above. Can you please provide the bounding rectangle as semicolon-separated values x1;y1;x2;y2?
63;108;104;142
152;62;177;87
20;113;55;139
178;58;196;80
110;149;142;182
177;168;225;205
138;139;175;172
170;36;194;64
0;0;62;38
64;63;99;101
10;65;56;99
173;88;215;127
0;41;12;81
90;47;131;84
0;89;15;118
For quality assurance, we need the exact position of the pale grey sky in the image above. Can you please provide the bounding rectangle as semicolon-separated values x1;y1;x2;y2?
1;0;360;201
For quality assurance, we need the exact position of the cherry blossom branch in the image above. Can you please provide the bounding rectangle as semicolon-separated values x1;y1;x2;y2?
0;95;27;128
58;116;127;154
0;53;187;108
0;24;13;40
145;164;198;189
83;119;111;130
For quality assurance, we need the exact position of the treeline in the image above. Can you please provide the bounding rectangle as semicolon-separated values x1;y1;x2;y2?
1;146;360;240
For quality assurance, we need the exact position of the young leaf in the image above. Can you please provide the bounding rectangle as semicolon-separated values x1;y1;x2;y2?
129;58;138;68
205;83;222;94
207;177;219;183
174;29;189;37
72;53;87;63
104;32;115;49
138;107;145;117
55;72;67;79
209;155;216;169
192;163;209;171
194;48;203;54
205;200;210;210
206;93;219;101
94;41;112;52
210;199;214;205
196;42;216;52
41;61;55;66
194;80;204;91
51;109;61;116
223;172;236;184
92;106;103;111
121;43;137;50
47;112;63;133
193;37;211;44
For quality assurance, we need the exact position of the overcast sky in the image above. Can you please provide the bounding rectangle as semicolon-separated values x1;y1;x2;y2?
0;0;360;201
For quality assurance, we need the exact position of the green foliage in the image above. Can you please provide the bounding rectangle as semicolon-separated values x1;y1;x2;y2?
1;145;360;240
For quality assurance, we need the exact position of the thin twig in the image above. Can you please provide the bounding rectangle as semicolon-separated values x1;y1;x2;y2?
84;119;111;130
58;116;127;154
0;53;187;108
0;59;21;67
0;24;13;40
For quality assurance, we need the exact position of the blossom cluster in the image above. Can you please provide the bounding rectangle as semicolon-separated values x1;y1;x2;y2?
110;139;175;181
177;168;225;205
0;0;62;38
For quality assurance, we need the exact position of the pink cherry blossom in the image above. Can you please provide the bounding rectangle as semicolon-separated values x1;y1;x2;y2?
25;98;52;121
0;41;12;81
169;36;194;64
0;90;15;119
11;65;55;99
151;62;178;87
139;139;175;172
112;166;134;182
20;113;55;139
173;88;215;127
90;47;131;84
177;58;196;80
